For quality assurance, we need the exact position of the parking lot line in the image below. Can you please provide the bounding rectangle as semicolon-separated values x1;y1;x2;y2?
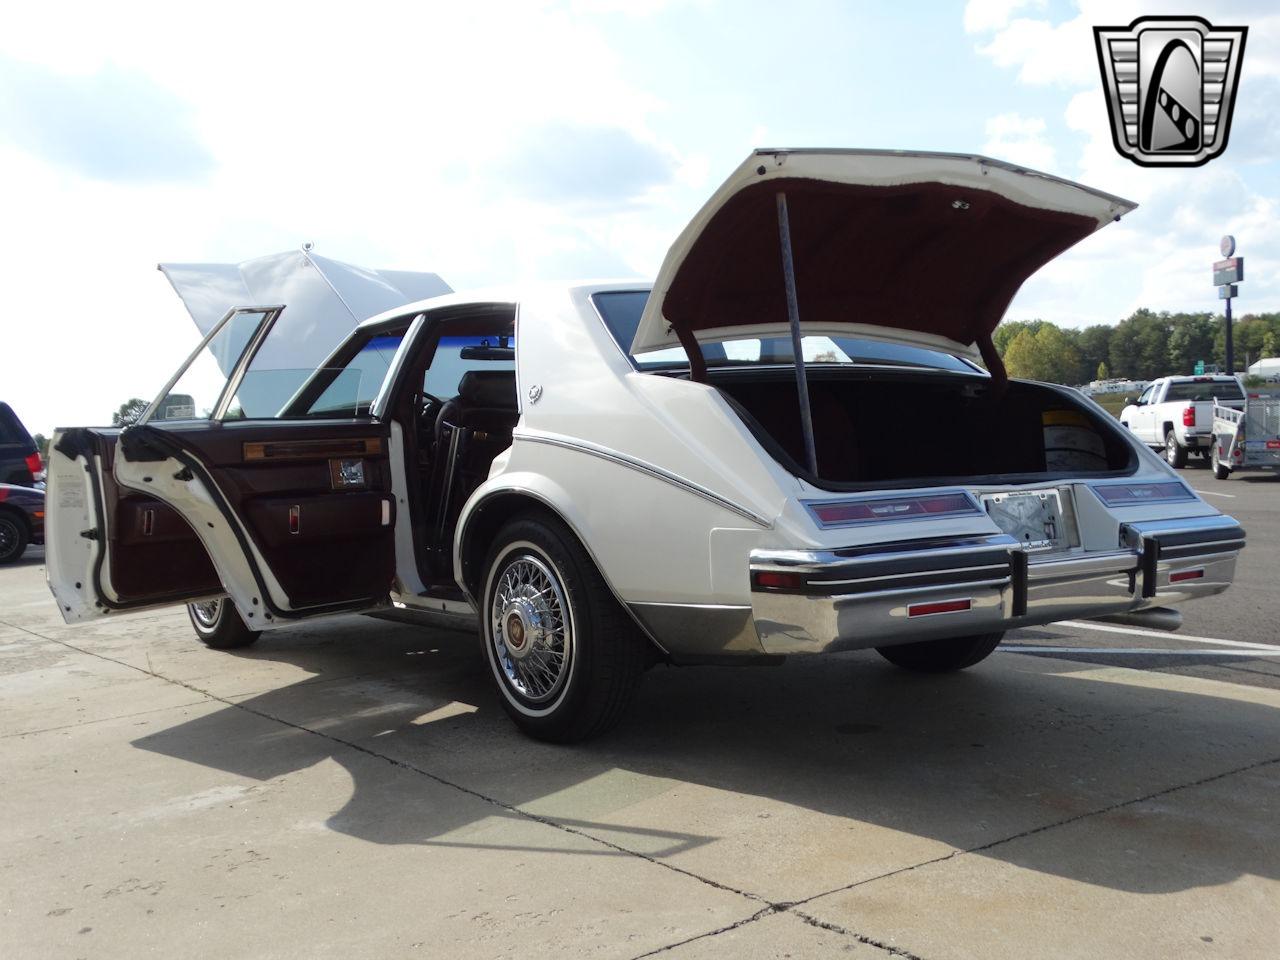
1056;619;1278;650
1001;646;1280;656
1191;488;1236;498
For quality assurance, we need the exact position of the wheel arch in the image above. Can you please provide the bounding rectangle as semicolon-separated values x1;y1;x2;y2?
1162;420;1177;440
454;483;669;656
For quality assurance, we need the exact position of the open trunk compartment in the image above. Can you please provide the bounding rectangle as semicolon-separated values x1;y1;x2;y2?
712;368;1136;490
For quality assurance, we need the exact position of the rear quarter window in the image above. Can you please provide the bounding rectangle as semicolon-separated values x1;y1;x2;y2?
0;404;33;446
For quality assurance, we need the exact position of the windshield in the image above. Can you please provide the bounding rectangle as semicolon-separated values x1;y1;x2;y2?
591;289;980;374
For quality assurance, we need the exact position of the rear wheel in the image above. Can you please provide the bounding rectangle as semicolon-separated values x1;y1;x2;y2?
187;598;260;650
0;512;27;564
1165;431;1188;468
876;632;1004;673
1211;444;1231;480
481;516;646;742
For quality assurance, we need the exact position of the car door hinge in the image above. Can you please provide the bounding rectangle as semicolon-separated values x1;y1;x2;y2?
79;528;100;541
173;466;193;482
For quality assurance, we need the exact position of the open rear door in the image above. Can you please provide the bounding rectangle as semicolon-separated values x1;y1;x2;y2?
47;306;399;628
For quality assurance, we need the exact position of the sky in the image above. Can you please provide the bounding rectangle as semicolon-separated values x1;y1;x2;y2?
2;0;1278;436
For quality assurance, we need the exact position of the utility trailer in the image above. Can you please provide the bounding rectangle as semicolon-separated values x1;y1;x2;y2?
1211;395;1280;478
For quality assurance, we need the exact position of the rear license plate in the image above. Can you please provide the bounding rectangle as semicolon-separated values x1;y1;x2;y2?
982;489;1074;552
1267;440;1280;450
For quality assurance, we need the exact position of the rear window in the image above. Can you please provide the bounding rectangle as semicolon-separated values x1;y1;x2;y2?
591;290;978;374
0;403;33;446
1166;380;1244;402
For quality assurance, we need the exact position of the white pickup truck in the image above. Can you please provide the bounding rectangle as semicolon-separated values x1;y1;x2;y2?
1120;375;1246;468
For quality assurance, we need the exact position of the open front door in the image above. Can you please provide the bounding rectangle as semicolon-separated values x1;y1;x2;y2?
47;306;400;628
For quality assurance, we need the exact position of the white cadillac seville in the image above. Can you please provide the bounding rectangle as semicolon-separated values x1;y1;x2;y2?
46;149;1244;741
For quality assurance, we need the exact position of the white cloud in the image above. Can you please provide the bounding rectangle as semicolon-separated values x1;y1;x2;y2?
983;113;1056;170
0;1;713;434
966;2;1280;333
963;0;1045;35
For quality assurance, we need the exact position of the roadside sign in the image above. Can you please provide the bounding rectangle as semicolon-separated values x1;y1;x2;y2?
1194;360;1205;375
1219;284;1239;299
1214;257;1244;286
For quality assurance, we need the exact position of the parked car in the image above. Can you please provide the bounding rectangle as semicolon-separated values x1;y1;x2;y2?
44;150;1244;741
0;402;42;486
1119;375;1246;468
0;482;44;563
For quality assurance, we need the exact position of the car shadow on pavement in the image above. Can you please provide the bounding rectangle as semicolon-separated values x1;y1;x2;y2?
131;615;1280;895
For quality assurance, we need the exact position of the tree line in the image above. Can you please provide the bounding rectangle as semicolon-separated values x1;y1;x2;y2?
994;309;1280;385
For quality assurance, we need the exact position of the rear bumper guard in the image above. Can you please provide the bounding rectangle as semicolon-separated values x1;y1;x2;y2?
749;516;1244;655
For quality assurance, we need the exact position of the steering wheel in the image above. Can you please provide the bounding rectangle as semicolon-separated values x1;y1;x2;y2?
418;389;444;426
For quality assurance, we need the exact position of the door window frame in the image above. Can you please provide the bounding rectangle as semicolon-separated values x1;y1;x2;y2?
140;305;284;426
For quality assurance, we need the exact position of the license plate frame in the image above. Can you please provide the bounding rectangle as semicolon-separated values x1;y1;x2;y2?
982;489;1075;553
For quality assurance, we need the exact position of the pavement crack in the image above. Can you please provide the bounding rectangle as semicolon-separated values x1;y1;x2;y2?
792;751;1280;909
627;905;779;959
792;910;928;960
18;625;767;909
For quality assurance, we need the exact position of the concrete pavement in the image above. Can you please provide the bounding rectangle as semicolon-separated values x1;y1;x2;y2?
2;541;1278;958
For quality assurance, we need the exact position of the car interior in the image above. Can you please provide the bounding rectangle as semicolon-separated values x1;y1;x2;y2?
387;306;519;595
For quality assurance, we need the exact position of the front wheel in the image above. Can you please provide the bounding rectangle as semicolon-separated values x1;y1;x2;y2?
1211;444;1232;480
187;598;261;650
1165;431;1188;468
876;632;1004;673
481;516;647;742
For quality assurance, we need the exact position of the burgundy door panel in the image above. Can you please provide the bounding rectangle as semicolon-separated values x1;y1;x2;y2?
241;491;394;605
140;421;396;613
94;433;221;606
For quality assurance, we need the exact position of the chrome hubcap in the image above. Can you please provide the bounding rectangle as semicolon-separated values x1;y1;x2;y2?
490;552;571;703
191;598;222;629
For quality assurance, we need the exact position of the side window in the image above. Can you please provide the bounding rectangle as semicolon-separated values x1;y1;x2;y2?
297;333;405;418
424;335;515;398
150;308;272;422
1136;386;1154;406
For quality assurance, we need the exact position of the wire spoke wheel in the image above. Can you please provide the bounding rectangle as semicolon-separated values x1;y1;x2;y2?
190;598;223;630
489;550;572;705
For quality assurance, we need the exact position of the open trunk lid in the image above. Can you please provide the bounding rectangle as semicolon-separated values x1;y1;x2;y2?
631;149;1136;360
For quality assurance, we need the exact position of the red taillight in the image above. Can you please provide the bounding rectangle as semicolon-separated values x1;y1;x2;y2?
1169;569;1204;583
24;451;42;475
754;570;803;590
808;492;977;527
1182;406;1196;427
908;598;972;618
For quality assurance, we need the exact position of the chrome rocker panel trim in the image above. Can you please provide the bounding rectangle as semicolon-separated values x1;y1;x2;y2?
749;517;1244;656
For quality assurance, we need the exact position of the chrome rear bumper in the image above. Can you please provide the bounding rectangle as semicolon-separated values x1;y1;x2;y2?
749;516;1244;655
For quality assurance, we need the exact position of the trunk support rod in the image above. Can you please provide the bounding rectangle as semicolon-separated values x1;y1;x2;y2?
776;192;819;476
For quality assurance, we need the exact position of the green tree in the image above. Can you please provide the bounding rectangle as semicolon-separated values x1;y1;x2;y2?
1096;361;1109;381
994;320;1049;357
112;398;148;426
1166;313;1215;375
1003;324;1081;384
1262;330;1277;360
31;433;49;457
1077;325;1113;384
